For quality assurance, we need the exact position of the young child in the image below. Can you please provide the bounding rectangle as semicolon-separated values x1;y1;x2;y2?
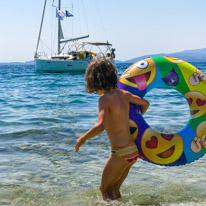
75;59;149;200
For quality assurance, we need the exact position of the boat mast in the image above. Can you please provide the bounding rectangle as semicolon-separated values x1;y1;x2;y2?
34;0;47;58
58;0;61;54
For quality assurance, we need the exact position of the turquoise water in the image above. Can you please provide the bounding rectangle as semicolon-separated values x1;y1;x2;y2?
0;63;206;205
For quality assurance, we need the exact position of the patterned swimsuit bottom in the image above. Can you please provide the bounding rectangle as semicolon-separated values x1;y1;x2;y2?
111;142;139;163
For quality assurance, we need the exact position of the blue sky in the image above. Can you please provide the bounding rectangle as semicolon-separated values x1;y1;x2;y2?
1;0;206;62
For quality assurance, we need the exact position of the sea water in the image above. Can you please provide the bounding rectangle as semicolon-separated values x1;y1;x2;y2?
0;62;206;206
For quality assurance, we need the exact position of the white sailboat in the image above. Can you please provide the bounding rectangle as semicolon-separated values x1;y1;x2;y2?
34;0;115;73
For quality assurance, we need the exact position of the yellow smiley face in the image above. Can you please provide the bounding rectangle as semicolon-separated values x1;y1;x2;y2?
141;128;184;165
163;57;185;64
119;58;156;91
185;91;206;119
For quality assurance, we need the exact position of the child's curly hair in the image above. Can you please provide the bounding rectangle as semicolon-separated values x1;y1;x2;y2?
85;59;118;93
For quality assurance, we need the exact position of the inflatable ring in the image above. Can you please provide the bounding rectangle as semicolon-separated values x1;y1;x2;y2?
118;56;206;166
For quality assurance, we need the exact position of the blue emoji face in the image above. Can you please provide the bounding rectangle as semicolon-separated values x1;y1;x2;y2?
162;68;179;86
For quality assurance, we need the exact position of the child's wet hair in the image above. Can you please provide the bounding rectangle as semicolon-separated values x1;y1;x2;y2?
85;59;118;93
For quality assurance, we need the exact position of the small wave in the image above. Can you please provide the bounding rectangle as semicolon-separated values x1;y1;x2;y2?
0;127;73;139
69;99;86;104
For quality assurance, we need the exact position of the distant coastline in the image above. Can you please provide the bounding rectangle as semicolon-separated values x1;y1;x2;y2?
1;48;206;65
0;60;34;66
122;48;206;63
115;48;206;63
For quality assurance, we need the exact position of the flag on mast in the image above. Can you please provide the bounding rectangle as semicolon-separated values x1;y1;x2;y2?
65;10;73;17
56;8;65;20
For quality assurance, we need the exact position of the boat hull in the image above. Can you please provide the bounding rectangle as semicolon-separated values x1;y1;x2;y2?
35;58;91;72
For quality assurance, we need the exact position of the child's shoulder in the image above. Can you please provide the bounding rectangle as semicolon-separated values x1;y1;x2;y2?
99;91;115;104
119;89;131;96
99;94;109;105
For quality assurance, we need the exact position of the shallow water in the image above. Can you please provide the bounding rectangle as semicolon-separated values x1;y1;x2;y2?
0;62;206;205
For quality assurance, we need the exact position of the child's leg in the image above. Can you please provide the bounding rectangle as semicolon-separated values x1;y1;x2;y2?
100;153;131;200
114;160;136;198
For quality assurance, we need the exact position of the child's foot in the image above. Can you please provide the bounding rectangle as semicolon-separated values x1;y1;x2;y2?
104;190;116;200
115;191;121;199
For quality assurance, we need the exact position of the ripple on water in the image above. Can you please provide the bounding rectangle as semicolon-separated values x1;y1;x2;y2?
0;64;205;205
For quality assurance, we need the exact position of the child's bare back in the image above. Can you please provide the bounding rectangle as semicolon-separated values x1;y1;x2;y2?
99;89;132;147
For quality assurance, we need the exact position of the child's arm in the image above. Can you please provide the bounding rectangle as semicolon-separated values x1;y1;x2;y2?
127;92;150;114
75;97;108;152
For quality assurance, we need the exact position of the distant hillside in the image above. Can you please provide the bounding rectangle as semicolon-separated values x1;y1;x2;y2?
124;48;206;63
114;60;123;63
0;60;34;65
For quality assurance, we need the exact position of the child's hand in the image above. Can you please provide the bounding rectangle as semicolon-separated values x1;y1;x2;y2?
75;137;86;152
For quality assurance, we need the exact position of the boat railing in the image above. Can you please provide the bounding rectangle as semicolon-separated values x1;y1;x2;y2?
34;52;48;58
